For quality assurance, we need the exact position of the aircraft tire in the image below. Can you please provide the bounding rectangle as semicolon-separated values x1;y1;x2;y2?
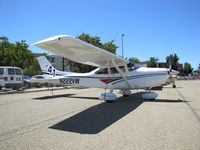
106;100;114;103
123;94;129;97
173;85;176;88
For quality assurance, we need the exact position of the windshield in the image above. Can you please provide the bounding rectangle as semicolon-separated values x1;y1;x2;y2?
127;61;141;71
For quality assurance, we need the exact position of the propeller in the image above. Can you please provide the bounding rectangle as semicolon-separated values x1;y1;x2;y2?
168;60;179;75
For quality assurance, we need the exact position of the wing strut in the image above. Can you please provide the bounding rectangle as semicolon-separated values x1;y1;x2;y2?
111;59;131;89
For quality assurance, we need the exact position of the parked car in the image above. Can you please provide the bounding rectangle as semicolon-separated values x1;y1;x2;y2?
32;75;45;79
0;66;23;90
23;75;42;88
31;75;56;87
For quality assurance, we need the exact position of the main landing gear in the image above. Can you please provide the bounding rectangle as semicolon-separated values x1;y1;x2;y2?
99;88;158;102
142;88;158;100
99;89;132;103
117;89;132;97
142;92;158;100
99;88;117;103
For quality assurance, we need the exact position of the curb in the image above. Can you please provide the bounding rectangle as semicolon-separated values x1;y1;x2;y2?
0;87;69;95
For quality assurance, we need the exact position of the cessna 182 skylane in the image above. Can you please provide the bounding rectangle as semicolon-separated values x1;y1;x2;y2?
30;35;179;102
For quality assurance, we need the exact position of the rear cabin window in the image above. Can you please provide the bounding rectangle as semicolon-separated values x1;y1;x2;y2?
110;67;118;74
110;66;125;74
0;68;4;75
96;66;125;75
8;68;15;75
15;69;22;75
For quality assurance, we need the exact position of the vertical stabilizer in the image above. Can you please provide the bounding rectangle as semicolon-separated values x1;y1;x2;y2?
37;56;58;76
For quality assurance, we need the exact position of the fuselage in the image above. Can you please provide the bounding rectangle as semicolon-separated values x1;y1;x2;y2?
38;67;169;90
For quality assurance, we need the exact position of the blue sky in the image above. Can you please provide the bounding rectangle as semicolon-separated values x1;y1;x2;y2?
1;0;200;69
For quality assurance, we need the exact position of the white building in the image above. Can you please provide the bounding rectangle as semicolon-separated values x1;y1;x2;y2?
33;53;72;71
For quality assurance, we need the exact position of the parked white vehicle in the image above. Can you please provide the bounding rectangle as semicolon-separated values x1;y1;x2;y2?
0;66;23;90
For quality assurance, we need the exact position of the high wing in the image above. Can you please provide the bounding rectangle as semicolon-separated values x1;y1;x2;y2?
33;35;128;68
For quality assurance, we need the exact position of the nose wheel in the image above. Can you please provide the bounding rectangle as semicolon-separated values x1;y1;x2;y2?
106;100;114;103
172;82;176;88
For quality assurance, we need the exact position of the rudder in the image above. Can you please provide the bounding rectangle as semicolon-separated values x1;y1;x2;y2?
37;56;58;75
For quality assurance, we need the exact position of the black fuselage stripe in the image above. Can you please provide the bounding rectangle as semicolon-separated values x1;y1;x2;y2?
66;73;167;84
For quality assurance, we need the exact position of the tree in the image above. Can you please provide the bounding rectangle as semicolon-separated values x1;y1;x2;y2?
0;36;42;76
0;36;11;65
183;62;193;75
101;40;118;54
77;32;118;54
77;33;103;49
166;53;179;70
147;57;159;67
72;33;119;72
129;57;140;64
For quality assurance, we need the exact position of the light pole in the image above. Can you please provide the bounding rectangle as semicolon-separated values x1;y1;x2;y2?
122;34;125;58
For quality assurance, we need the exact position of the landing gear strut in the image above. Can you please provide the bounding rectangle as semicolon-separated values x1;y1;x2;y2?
172;81;176;88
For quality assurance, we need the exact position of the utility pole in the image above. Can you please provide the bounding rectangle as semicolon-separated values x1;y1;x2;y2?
122;34;125;58
62;57;65;71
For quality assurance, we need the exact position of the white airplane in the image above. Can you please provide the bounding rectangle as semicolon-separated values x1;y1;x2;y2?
30;35;179;102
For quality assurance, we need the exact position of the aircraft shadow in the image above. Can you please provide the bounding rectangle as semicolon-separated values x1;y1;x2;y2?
67;96;99;100
49;92;185;134
33;94;75;100
144;99;188;103
163;87;182;89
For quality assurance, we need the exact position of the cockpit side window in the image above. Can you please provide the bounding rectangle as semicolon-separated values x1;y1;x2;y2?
95;68;108;74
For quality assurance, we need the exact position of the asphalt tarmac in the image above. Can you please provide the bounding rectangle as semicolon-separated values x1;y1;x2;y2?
0;80;200;150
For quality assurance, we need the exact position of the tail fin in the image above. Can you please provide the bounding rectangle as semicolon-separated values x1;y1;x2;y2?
37;56;58;76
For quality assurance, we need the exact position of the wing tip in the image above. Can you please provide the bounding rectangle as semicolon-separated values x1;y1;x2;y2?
32;35;71;46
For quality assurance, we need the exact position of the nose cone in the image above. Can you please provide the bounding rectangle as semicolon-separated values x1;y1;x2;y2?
170;70;179;75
